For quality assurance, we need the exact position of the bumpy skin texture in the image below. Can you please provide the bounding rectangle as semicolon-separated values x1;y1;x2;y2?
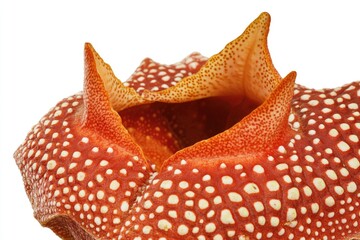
14;12;360;240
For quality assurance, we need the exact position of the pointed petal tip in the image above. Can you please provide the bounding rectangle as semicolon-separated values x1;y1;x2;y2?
84;42;95;55
253;12;271;29
260;12;271;19
284;71;297;84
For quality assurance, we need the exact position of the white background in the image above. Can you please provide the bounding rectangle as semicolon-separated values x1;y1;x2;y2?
1;1;360;239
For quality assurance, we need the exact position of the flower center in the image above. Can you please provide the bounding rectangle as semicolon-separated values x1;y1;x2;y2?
119;95;260;170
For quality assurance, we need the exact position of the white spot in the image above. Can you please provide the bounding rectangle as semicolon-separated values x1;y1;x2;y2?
238;207;249;217
334;186;344;195
337;141;350;152
347;182;357;193
205;222;216;233
69;195;76;202
321;108;331;113
228;192;242;202
160;180;173;189
72;151;81;158
184;211;196;222
221;176;233;185
258;216;266;226
326;170;338;180
308;100;319;106
177;224;189;236
283;175;292;183
155;206;164;213
129;181;136;188
324;99;335;105
266;180;280;192
96;190;105;200
221;209;235;224
303;186;313;197
185;191;195;198
245;223;254;233
85;159;93;166
77;172;86;181
100;160;109;166
142;225;152;234
154;191;163;198
253;165;265;174
143;200;153;209
109;180;120;191
94;217;101;226
325;196;335;207
205;186;215;194
213;196;222;204
253;201;264;212
269;199;281;211
349;135;359;143
161;75;170;81
305;155;315;163
287;187;300;200
301;94;310;100
287;208;297;222
167;195;179;204
293;165;302;173
348;158;360;169
235;164;243;170
311;203;319;214
185;200;194;207
158;219;172;231
227;230;235;237
313;177;326;191
202;174;211;181
56;167;65;175
179;181;189;189
96;174;104;183
100;205;108;213
198;199;209;209
340;167;350;177
206;212;214;221
69;163;77;169
278;145;286;153
329;129;339;137
348;103;358;109
46;160;57;170
168;210;177;218
340;123;350;131
270;217;280;227
244;183;260;194
74;203;81;212
78;190;85;198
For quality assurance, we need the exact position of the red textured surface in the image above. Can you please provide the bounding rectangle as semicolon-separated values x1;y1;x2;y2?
14;12;360;240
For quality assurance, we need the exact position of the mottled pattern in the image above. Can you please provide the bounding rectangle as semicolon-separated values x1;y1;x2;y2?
14;94;152;239
124;53;207;93
14;12;360;240
120;82;360;240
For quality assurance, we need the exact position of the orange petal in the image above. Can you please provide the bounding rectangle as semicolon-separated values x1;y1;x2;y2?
142;12;280;105
161;71;296;169
83;43;146;112
82;43;146;160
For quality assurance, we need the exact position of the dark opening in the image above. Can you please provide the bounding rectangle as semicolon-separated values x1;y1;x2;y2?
119;96;259;170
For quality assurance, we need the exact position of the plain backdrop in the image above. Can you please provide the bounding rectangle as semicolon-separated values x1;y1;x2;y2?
1;1;360;239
